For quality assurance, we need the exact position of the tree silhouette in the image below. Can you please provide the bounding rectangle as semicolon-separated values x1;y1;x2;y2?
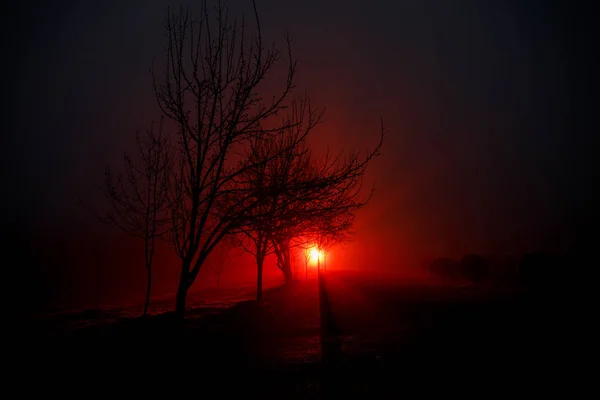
236;109;383;297
151;1;306;317
233;104;320;298
307;215;355;272
95;119;171;316
267;128;383;284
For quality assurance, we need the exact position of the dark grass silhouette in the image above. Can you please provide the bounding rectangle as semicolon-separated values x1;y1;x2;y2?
20;258;579;397
22;282;323;397
315;268;577;396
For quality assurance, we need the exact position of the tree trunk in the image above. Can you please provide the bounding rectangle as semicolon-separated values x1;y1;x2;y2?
256;255;264;301
283;264;294;285
279;239;294;284
216;274;221;289
278;260;293;284
143;267;151;316
175;267;189;320
305;259;308;280
175;282;188;320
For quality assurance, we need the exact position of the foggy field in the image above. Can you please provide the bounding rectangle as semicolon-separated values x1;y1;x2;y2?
20;268;577;397
26;279;283;336
7;0;592;397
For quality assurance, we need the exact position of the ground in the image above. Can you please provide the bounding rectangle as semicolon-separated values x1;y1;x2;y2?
19;270;579;397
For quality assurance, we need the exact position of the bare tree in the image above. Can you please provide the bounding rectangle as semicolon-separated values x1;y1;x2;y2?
236;230;272;300
237;107;383;297
297;212;354;274
152;1;305;317
233;98;320;298
232;138;276;301
97;119;171;316
268;125;384;283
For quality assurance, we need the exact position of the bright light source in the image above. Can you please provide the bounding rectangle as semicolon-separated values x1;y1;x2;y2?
307;247;324;265
310;248;320;261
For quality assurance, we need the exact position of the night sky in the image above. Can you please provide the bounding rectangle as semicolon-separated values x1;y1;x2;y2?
4;1;597;310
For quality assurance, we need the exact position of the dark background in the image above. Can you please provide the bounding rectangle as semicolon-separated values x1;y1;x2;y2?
2;0;597;314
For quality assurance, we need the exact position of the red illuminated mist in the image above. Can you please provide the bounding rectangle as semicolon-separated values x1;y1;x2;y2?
11;0;587;314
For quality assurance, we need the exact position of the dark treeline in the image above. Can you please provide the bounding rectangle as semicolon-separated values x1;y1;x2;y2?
426;249;584;294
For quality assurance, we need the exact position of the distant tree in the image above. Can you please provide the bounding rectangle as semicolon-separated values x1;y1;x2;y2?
267;131;383;283
91;119;171;316
152;2;303;317
235;228;272;300
238;112;383;297
309;211;355;272
232;108;318;299
289;245;299;278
